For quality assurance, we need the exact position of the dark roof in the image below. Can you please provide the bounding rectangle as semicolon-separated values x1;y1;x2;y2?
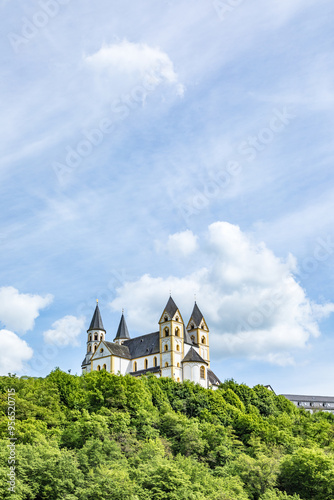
281;394;334;403
183;324;193;345
130;366;160;376
182;347;208;365
207;369;221;386
104;341;131;359
190;302;204;327
114;314;130;340
88;303;105;332
164;296;178;318
124;331;160;358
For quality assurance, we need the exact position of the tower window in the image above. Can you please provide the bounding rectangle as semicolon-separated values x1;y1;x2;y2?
200;366;205;379
175;316;179;322
88;346;91;352
191;335;195;343
176;344;180;352
133;362;137;372
94;334;98;341
154;357;157;367
175;327;179;337
89;334;92;341
177;362;180;368
100;348;104;353
100;335;103;340
164;315;168;321
164;344;168;352
97;365;101;371
190;323;194;329
102;364;106;370
165;362;169;367
164;327;169;337
94;344;97;352
145;359;148;370
201;336;206;344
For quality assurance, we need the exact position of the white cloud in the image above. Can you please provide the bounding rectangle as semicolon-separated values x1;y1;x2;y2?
84;39;184;98
0;287;53;334
43;315;86;346
156;229;198;257
110;222;334;365
0;330;33;374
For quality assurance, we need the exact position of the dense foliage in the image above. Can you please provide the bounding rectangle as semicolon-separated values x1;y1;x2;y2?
0;370;334;499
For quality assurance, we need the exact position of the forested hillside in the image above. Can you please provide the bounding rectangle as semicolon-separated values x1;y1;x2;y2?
1;370;334;499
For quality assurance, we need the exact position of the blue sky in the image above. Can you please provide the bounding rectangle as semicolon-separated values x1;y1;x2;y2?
1;0;334;395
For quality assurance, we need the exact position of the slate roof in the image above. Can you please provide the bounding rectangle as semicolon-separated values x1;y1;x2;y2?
183;324;193;345
190;302;204;327
182;347;208;364
104;341;131;359
114;314;130;340
123;331;160;358
164;296;178;318
88;303;105;331
207;369;221;386
281;394;334;403
130;366;160;376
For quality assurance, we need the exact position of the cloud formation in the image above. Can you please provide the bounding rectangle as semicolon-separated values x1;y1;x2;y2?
0;330;33;374
85;39;184;98
43;315;86;346
0;287;53;334
111;222;334;365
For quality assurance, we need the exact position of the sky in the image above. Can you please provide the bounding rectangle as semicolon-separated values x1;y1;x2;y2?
1;0;334;396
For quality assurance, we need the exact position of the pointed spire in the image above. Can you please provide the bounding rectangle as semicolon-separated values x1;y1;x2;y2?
190;302;204;327
164;296;178;319
114;313;130;340
88;302;105;331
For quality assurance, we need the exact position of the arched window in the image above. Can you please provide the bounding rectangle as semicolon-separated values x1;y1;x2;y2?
97;365;101;371
89;334;92;341
175;316;179;322
175;327;179;337
94;333;98;340
177;362;180;368
102;364;106;370
145;359;148;369
164;315;168;321
201;336;206;344
191;335;195;343
133;362;137;372
164;344;168;352
176;344;180;351
100;348;104;353
154;357;157;367
88;345;91;352
177;377;180;382
164;327;169;337
94;344;97;352
190;323;194;329
200;366;205;379
165;362;169;367
100;335;103;341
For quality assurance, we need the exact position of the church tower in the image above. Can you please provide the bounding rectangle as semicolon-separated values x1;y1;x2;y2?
87;300;106;355
159;296;184;381
114;312;130;345
186;302;210;366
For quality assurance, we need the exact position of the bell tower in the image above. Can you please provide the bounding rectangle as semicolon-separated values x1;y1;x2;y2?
159;296;184;381
87;300;106;355
186;302;210;366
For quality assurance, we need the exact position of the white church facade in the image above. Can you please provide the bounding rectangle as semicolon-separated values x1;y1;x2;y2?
81;296;221;389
